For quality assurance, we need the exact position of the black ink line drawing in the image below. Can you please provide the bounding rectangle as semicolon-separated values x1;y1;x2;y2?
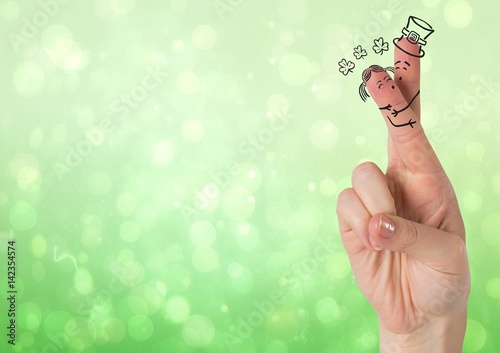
338;58;355;76
387;116;417;128
394;60;410;81
385;89;419;128
353;45;367;60
358;65;394;101
393;16;434;58
359;65;418;128
373;37;389;55
356;16;433;128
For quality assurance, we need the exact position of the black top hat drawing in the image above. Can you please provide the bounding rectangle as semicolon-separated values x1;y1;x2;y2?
393;16;434;58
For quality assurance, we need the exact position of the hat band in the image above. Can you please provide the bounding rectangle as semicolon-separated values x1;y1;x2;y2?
402;28;427;46
393;37;425;58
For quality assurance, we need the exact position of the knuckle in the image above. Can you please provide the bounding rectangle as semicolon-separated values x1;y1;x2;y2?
402;221;419;249
352;161;381;185
336;188;355;210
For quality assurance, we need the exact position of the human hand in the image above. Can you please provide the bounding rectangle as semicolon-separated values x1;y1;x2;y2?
336;37;470;352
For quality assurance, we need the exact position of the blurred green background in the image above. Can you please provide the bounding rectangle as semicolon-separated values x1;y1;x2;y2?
1;0;499;352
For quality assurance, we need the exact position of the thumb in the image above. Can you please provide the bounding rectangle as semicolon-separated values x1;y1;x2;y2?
369;214;467;273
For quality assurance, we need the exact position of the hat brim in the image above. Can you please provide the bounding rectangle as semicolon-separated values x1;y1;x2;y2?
393;38;425;58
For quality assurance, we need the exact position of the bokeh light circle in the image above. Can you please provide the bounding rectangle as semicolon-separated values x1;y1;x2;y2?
73;268;94;296
280;31;295;46
311;75;342;105
325;253;351;279
116;192;136;217
236;222;260;251
462;192;482;212
279;53;311;87
287;207;319;243
189;220;216;247
192;25;217;50
17;303;42;332
31;235;47;258
102;318;126;343
120;221;142;243
465;142;485;161
320;178;337;197
268;94;290;115
182;119;205;143
463;320;486;352
192;247;219;272
222;187;255;221
444;0;472;28
491;173;500;196
153;140;175;166
182;315;215;348
176;71;200;95
228;264;255;294
481;214;500;247
128;315;154;341
0;1;19;21
13;62;45;97
166;296;191;323
9;201;37;231
316;297;340;324
277;0;308;24
88;171;113;195
65;316;97;350
309;120;339;150
486;278;500;300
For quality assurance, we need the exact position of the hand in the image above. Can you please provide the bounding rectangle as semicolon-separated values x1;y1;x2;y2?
336;37;470;352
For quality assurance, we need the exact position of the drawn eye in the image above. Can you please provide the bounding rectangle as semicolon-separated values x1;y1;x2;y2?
377;83;383;89
399;77;402;81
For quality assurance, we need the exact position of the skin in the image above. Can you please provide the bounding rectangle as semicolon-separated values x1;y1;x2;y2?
336;37;470;352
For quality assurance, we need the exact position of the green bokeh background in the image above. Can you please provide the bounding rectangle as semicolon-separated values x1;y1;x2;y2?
1;0;499;352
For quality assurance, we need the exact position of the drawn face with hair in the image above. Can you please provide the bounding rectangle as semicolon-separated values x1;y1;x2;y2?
359;65;395;102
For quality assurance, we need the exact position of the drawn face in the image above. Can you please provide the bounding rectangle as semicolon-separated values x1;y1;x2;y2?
394;60;411;81
370;71;395;91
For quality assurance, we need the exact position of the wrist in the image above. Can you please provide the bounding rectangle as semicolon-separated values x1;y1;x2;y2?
379;310;467;353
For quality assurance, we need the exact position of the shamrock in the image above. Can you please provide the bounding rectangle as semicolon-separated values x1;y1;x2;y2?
373;37;389;55
353;45;367;60
338;58;355;76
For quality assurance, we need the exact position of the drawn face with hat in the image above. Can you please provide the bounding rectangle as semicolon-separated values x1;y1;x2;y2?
393;16;434;58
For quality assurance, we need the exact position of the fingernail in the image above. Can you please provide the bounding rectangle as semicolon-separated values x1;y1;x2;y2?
378;215;395;239
369;236;383;251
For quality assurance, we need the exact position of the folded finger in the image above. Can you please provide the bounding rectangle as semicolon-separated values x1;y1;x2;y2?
351;162;396;216
337;188;380;252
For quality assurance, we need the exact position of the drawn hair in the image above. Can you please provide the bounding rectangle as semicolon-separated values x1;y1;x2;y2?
359;65;394;102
